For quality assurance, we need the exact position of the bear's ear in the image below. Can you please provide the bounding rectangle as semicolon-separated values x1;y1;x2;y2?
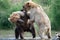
8;18;11;23
25;2;30;7
27;3;31;7
8;18;10;21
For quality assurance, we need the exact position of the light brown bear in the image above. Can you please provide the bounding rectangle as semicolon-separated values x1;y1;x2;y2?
23;0;51;39
8;11;36;39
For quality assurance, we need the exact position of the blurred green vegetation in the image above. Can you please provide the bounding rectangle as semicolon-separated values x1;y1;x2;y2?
0;0;23;29
0;0;60;31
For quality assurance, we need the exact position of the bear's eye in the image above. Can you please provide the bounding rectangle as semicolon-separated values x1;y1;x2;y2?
27;3;29;5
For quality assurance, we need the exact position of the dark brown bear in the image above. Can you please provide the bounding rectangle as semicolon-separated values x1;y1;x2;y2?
8;10;36;39
15;10;36;39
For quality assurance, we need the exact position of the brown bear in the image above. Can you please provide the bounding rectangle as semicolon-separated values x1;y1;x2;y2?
8;10;36;39
23;0;51;39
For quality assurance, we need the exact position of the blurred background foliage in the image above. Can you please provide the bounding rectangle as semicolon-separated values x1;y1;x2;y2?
0;0;60;31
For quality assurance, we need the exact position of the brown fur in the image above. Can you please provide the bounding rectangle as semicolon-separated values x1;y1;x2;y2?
8;11;21;23
8;11;36;39
23;1;51;39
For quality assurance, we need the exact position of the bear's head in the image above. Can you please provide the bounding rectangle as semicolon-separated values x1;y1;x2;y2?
23;0;37;11
8;11;24;23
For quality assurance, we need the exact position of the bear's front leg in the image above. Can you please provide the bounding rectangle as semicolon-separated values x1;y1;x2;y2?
18;28;24;39
19;32;24;39
15;28;19;39
29;25;36;38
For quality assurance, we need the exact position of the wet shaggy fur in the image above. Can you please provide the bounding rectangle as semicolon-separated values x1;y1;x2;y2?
23;0;51;39
8;10;36;39
8;11;24;23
